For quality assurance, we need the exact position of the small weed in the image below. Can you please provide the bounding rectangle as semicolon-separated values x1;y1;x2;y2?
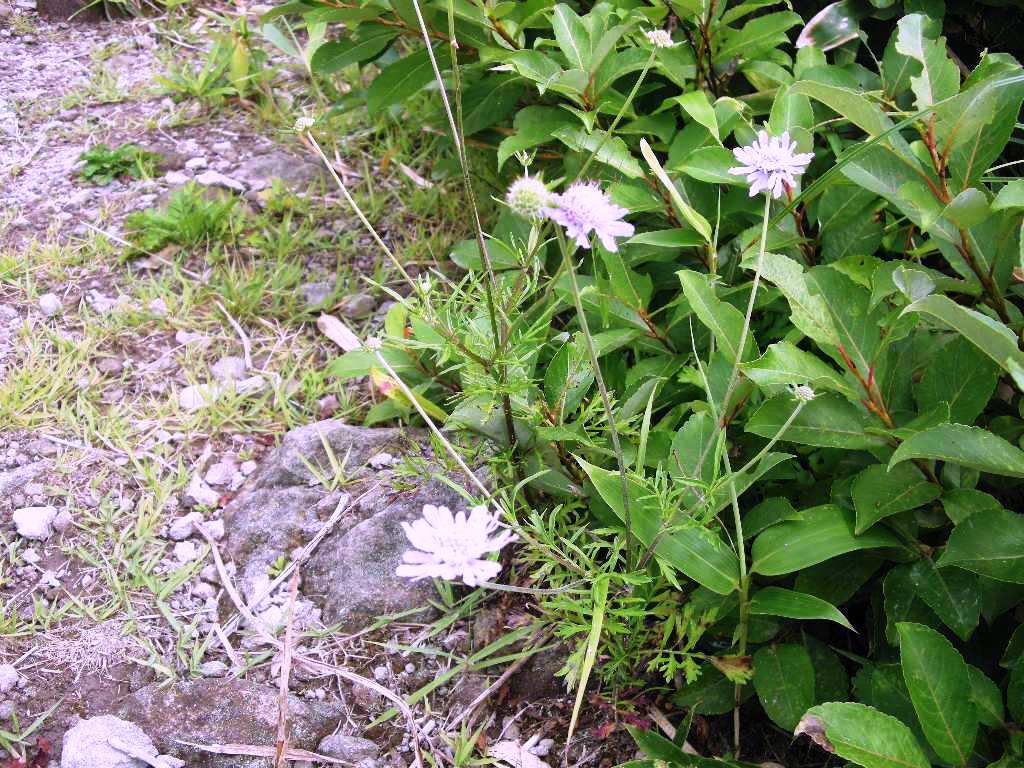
78;143;161;186
124;183;240;254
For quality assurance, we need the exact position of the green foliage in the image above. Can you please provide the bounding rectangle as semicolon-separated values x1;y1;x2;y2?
124;183;239;254
273;0;1024;763
78;143;161;186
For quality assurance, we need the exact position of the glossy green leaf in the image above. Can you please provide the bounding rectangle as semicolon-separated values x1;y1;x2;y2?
753;644;816;730
967;665;1004;728
916;337;999;425
796;702;930;768
749;586;854;630
938;509;1024;583
908;559;981;640
752;504;901;576
889;424;1024;479
678;270;755;364
897;622;977;766
993;179;1024;212
743;342;857;399
894;14;959;109
852;463;941;534
747;393;888;450
311;25;397;73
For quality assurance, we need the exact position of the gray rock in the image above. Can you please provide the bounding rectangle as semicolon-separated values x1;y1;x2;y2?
60;714;159;768
0;460;48;496
0;665;17;693
197;660;227;677
164;170;190;186
167;512;203;541
211;356;246;383
300;281;333;309
337;292;376;318
118;679;338;768
232;151;327;193
317;734;379;762
204;458;238;486
39;292;62;317
13;505;58;540
194;170;246;194
185;157;208;171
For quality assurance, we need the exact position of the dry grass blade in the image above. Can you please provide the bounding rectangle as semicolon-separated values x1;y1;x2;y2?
317;313;361;352
175;740;348;764
273;570;300;768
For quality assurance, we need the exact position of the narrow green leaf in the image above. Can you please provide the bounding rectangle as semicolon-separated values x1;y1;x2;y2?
678;270;754;364
749;586;854;630
908;559;981;641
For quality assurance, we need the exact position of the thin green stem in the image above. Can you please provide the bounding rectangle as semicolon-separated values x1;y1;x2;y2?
558;230;633;568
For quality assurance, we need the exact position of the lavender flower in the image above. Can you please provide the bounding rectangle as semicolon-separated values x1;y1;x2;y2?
644;29;676;48
395;504;517;587
506;175;551;221
545;181;635;252
729;130;814;199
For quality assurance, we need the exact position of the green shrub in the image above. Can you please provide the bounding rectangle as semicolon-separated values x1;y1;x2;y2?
274;0;1024;763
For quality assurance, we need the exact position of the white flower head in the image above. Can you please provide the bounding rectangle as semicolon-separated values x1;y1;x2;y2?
545;181;635;252
364;336;383;351
729;130;814;199
396;504;517;587
506;175;551;221
789;383;816;402
644;29;676;48
294;116;316;132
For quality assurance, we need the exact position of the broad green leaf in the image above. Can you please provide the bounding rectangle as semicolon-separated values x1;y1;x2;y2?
553;126;644;178
753;644;816;730
993;179;1024;212
674;91;719;140
367;44;449;115
808;266;888;378
889;424;1024;479
795;552;882;606
747;394;888;450
497;106;574;169
941;488;1003;524
755;253;838;347
310;25;397;73
902;294;1024;378
768;86;814;152
749;586;854;630
894;14;959;109
626;229;705;248
718;12;802;62
550;3;591;71
796;702;930;768
967;665;1005;728
752;505;901;576
941;188;991;229
908;559;981;641
852;463;941;534
678;270;755;364
578;458;739;594
916;336;999;424
938;509;1024;583
460;75;525;136
854;663;922;736
806;636;850;703
675;667;752;715
675;146;745;186
897;622;977;766
743;342;857;399
743;496;802;539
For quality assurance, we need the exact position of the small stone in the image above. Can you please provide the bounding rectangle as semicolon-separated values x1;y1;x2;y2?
183;475;219;508
301;281;333;308
368;452;395;469
240;460;258;476
195;170;246;193
148;298;169;316
97;357;124;374
174;330;207;346
0;701;13;720
155;756;185;768
13;505;57;540
38;293;62;317
192;582;216;600
211;355;246;383
53;509;74;532
204;458;238;486
317;394;339;418
404;663;415;674
211;141;232;154
372;665;389;682
164;170;190;186
198;660;227;677
315;733;380;765
200;564;221;584
337;293;376;318
167;512;203;541
0;665;18;694
178;384;221;412
21;547;40;565
173;541;201;563
185;157;208;171
198;518;225;541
